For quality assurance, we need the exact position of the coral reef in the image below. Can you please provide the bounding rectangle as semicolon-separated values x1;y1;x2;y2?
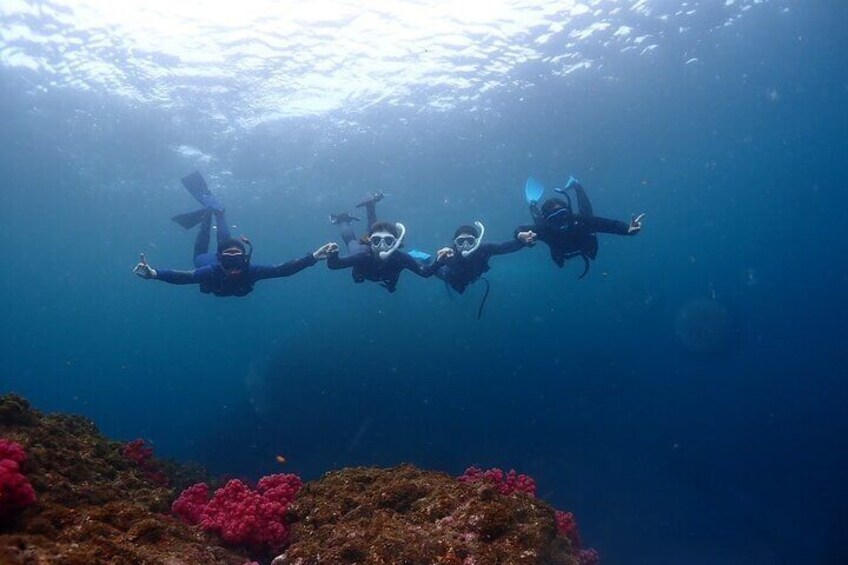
1;393;601;565
275;464;577;564
122;438;170;487
458;466;537;496
0;393;248;565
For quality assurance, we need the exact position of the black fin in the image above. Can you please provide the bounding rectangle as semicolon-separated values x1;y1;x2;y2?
574;183;593;217
172;208;210;229
180;171;224;212
181;170;207;194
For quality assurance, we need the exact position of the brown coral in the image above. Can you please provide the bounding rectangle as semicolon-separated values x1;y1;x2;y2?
0;393;247;565
277;464;576;565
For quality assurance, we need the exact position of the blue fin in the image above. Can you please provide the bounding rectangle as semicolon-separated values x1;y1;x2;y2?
524;177;545;205
172;207;210;229
181;171;224;212
408;249;432;262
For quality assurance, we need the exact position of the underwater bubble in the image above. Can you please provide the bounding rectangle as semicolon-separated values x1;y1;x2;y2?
674;298;732;355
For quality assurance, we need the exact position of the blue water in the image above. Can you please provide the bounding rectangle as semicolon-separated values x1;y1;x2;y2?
2;1;846;563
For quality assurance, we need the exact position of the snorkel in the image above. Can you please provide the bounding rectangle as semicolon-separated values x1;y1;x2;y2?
461;221;485;257
379;222;405;260
241;236;253;262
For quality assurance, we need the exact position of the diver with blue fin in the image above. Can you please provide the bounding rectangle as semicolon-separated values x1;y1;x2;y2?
133;171;338;297
434;222;536;318
327;192;446;292
518;175;644;278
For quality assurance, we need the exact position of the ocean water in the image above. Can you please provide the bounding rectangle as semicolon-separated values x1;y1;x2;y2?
1;1;846;563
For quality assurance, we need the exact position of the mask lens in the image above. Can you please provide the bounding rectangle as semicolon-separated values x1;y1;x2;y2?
370;234;396;249
545;208;569;226
220;251;246;269
454;235;476;249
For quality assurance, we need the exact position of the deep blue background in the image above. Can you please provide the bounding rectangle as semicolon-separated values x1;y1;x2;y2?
1;3;846;563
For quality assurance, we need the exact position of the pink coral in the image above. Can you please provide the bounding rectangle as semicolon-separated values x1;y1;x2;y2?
457;466;537;497
122;438;169;486
555;510;581;549
578;548;600;565
172;482;210;525
173;473;302;553
0;439;27;464
0;439;36;519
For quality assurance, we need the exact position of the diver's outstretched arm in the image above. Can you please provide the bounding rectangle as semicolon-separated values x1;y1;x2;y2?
582;215;631;235
486;231;536;256
326;248;364;270
250;242;339;281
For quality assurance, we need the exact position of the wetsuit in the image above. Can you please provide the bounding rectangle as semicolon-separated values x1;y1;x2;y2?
516;215;631;268
154;210;317;297
437;239;525;294
327;249;439;293
327;198;439;292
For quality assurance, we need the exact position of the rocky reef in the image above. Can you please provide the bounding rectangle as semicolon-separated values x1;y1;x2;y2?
276;464;577;564
0;393;247;565
1;393;596;564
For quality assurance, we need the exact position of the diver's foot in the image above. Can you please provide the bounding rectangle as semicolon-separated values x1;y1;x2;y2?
330;212;360;225
355;191;385;208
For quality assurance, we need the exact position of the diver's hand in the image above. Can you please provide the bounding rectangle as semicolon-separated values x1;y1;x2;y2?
313;242;339;260
517;230;536;246
133;253;157;279
628;213;646;234
436;247;454;263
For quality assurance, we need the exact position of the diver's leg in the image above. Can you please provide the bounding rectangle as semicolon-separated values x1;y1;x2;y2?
355;192;383;226
341;225;359;253
193;212;213;267
365;201;378;227
214;210;231;247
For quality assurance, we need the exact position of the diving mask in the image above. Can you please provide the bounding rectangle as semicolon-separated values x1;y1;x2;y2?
369;232;397;250
454;235;477;250
219;249;248;270
544;207;571;227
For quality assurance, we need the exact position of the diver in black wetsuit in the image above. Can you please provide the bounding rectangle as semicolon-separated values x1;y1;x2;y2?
133;171;337;297
326;192;445;293
435;222;536;294
517;178;644;278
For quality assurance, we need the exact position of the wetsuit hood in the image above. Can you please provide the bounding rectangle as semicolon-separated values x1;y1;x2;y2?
217;237;253;270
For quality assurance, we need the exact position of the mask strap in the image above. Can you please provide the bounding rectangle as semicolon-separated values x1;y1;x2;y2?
379;222;405;260
462;221;485;257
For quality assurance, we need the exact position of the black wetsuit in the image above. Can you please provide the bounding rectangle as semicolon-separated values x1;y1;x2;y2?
154;209;317;297
327;197;439;292
437;239;525;294
156;257;317;297
516;215;631;269
327;249;439;293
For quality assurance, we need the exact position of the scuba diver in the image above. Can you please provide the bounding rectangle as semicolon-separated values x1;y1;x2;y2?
133;171;337;297
517;176;644;278
434;222;536;318
327;192;445;293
